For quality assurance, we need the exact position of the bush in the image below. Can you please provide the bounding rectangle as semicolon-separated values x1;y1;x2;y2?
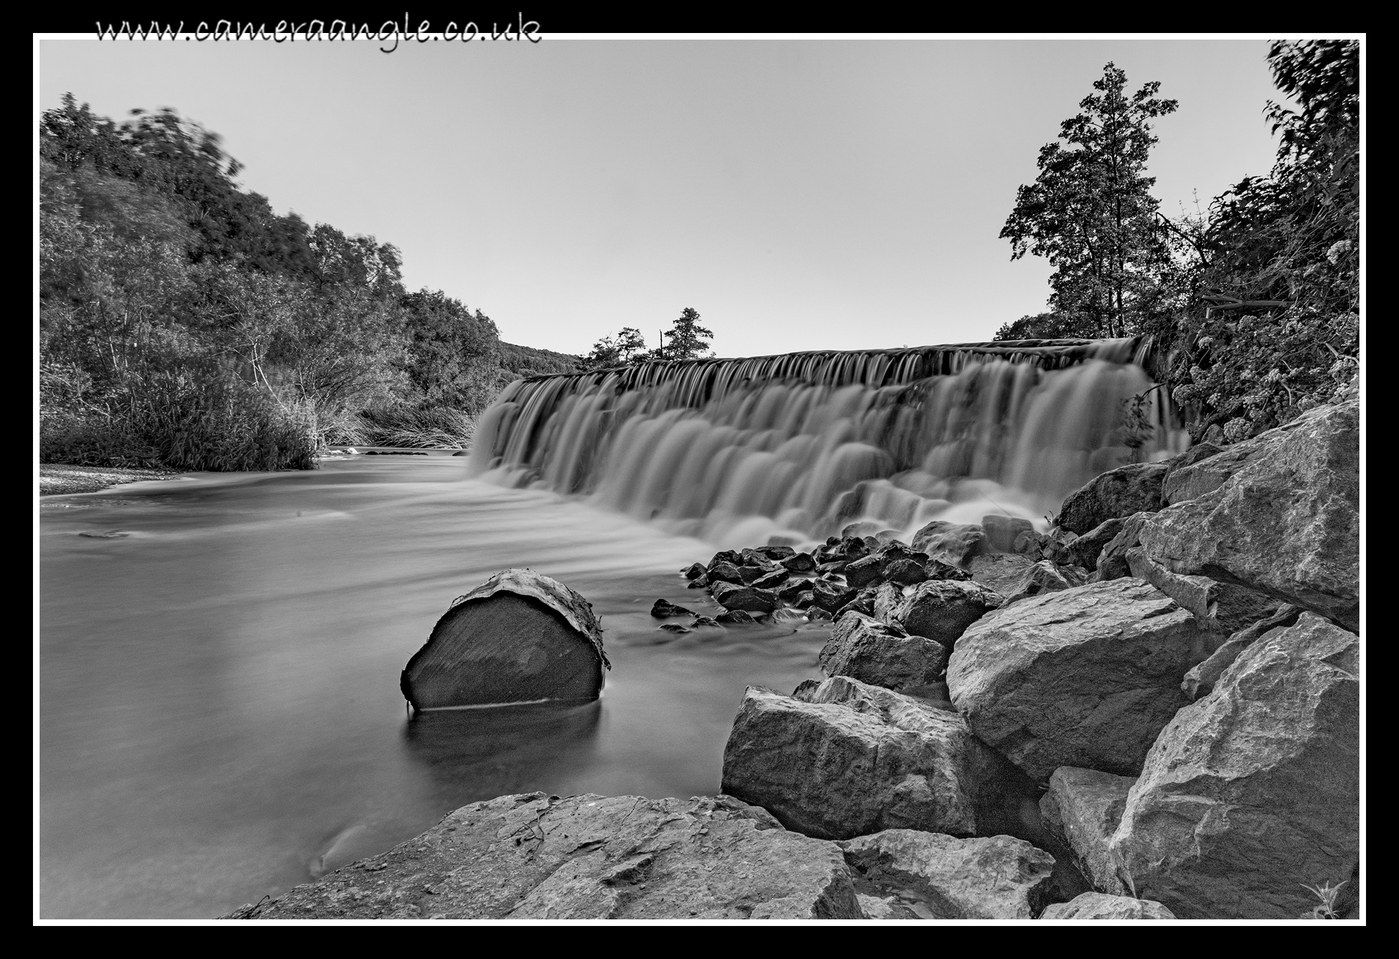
327;404;475;449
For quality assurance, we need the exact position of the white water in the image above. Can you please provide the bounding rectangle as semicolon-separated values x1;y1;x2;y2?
38;456;829;919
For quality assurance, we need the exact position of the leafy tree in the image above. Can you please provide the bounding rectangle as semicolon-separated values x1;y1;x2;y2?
658;307;713;360
581;326;649;370
399;290;501;412
1000;63;1179;338
1167;40;1360;442
993;312;1090;341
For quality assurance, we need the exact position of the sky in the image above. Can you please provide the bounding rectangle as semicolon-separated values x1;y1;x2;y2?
36;33;1319;359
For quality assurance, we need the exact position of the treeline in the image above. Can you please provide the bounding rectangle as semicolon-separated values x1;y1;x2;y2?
994;40;1359;444
39;93;574;471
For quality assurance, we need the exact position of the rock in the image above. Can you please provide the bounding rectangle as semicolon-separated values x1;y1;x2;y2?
967;552;1038;595
1138;397;1359;632
721;677;1029;841
911;521;986;569
681;562;707;580
1125;546;1279;635
1090;511;1151;582
716;609;761;626
657;623;690;634
840;830;1056;920
1062;516;1125;570
650;598;694;618
947;579;1211;781
819;612;947;692
1160;441;1225;504
1057;462;1168;534
809;580;859;614
1109;613;1359;919
226;793;864;919
711;582;780;615
781;552;817;573
886;579;1004;649
1181;604;1304;701
738;562;780;585
706;562;745;586
691;616;722;629
400;569;608;710
1040;892;1176;920
999;560;1087;606
981;514;1035;553
749;568;790;590
1038;767;1136;897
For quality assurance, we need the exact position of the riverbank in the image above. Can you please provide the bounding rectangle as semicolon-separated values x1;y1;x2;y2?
38;464;182;496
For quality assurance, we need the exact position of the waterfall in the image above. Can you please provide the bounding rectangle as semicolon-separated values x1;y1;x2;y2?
468;337;1187;547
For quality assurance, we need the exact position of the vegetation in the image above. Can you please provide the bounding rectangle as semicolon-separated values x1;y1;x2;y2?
997;42;1360;443
580;307;715;371
39;94;578;470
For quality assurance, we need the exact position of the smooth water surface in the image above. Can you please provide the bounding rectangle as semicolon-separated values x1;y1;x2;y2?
38;454;831;919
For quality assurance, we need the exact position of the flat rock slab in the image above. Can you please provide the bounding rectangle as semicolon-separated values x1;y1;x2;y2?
1040;892;1176;920
722;676;1029;841
947;578;1211;781
226;793;864;920
1109;613;1360;919
401;569;607;710
840;829;1056;919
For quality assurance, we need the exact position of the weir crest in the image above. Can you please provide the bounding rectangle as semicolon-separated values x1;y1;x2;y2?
467;338;1187;547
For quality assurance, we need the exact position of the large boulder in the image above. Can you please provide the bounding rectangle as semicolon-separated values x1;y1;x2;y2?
1038;766;1136;897
911;521;986;569
400;569;608;710
1040;892;1176;920
1180;604;1304;701
1057;462;1168;534
1138;397;1359;632
1108;613;1360;919
226;793;864;919
721;677;1030;841
947;579;1212;781
885;579;1004;649
840;830;1056;920
819;612;947;692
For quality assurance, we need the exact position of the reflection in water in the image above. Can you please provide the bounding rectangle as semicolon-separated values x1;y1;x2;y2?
39;457;829;918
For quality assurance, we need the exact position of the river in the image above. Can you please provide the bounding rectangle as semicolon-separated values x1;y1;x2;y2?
38;453;831;919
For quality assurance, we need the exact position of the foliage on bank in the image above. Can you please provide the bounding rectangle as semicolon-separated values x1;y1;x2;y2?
995;41;1360;443
39;95;576;471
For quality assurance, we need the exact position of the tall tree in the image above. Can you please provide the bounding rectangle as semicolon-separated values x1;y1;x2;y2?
659;307;713;360
580;326;648;370
1000;63;1178;338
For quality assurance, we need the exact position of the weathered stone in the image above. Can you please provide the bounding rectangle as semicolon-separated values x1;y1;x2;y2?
843;554;887;589
999;560;1087;606
749;568;789;590
947;579;1211;781
1058;462;1168;534
1038;767;1135;897
840;830;1056;920
708;549;743;569
1040;892;1176;920
1138;397;1359;632
400;569;608;710
781;552;817;573
721;677;1028;841
819;612;947;692
706;561;745;586
1125;546;1279;635
981;514;1035;553
1180;604;1304;701
681;562;707;580
1109;613;1359;919
911;521;986;569
1160;441;1225;504
755;545;796;561
887;579;1004;649
777;579;814;604
226;793;863;919
650;598;694;618
1063;516;1125;570
716;609;761;626
711;582;780;615
1090;511;1151;582
809;580;859;614
738;562;780;585
967;552;1038;596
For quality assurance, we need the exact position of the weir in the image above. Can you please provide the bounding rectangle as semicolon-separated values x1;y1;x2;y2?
468;337;1187;546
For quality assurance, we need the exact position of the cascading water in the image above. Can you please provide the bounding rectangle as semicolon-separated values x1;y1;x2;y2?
469;338;1187;546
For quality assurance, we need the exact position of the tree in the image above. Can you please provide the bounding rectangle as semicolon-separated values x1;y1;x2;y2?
658;307;713;360
580;326;648;370
1000;63;1178;338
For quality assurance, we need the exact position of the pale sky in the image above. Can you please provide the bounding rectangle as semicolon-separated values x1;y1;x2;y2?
37;34;1310;358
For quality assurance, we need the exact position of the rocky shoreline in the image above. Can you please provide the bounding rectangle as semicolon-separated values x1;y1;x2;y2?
38;464;182;496
228;391;1360;921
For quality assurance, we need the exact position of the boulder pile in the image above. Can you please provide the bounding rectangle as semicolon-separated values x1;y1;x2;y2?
229;395;1360;921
